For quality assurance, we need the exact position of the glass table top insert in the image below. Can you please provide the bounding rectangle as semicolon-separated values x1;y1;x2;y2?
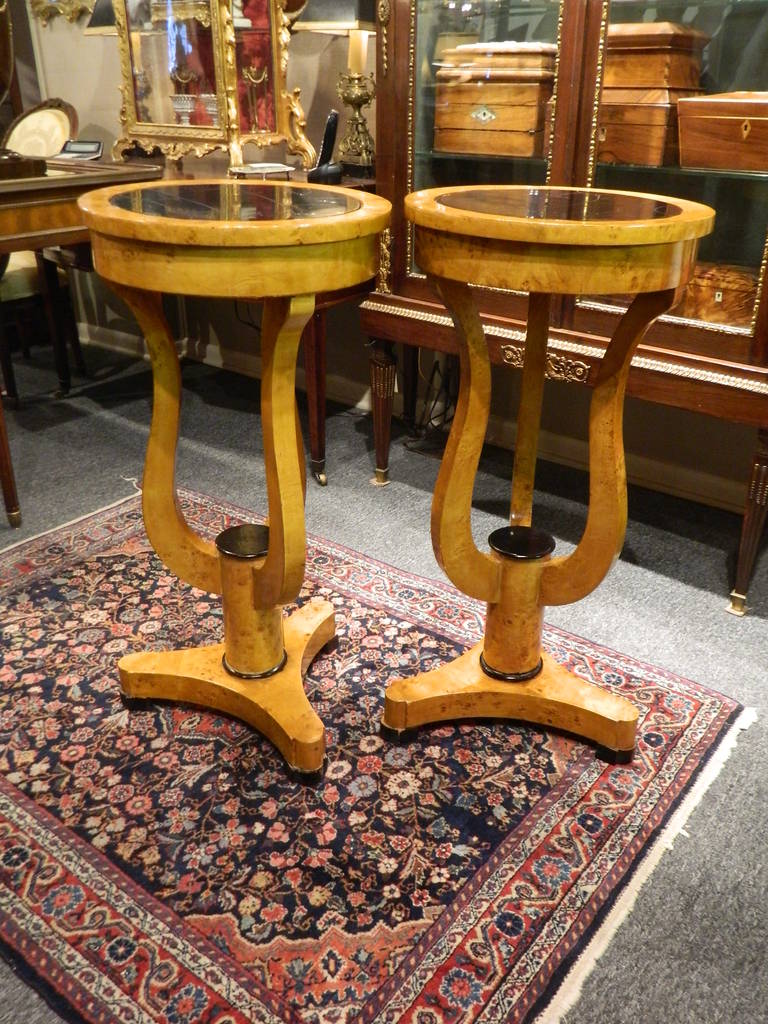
437;187;682;222
109;183;363;221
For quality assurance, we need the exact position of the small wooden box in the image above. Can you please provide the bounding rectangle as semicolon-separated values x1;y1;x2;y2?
597;102;678;165
604;22;708;89
434;42;555;157
596;87;701;166
670;262;758;327
678;92;768;171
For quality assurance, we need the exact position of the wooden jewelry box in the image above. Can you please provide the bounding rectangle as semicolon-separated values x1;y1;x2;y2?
597;86;702;166
678;92;768;171
670;262;758;327
434;42;555;157
604;22;708;89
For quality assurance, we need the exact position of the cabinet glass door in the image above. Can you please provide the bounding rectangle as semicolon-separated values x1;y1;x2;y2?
588;0;768;365
413;1;563;194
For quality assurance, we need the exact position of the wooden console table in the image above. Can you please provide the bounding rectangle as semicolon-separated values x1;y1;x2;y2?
78;179;390;773
382;185;713;762
0;158;163;528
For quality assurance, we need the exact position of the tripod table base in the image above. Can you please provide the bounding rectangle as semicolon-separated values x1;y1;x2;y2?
383;644;638;762
118;598;336;773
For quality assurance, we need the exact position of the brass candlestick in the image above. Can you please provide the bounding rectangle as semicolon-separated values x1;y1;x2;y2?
337;71;375;176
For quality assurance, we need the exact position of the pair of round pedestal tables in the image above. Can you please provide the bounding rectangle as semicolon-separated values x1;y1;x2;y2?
78;179;713;774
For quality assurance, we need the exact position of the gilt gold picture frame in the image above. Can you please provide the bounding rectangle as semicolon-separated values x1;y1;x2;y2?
112;0;314;167
29;0;95;25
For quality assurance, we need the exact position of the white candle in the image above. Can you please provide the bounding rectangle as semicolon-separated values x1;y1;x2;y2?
347;29;369;75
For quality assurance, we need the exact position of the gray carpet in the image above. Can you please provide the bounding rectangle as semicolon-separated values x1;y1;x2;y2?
1;344;766;1024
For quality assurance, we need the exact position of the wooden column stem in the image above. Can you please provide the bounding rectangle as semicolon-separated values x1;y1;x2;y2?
510;292;551;527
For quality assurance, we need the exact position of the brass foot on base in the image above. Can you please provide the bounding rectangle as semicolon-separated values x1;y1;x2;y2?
7;510;21;528
382;642;638;762
371;467;390;487
310;459;327;486
727;590;747;616
119;597;336;772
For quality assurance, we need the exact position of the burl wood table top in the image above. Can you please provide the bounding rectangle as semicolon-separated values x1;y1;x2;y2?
78;179;391;299
405;184;714;295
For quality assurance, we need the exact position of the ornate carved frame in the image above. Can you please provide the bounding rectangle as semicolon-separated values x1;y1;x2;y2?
29;0;94;25
113;0;314;166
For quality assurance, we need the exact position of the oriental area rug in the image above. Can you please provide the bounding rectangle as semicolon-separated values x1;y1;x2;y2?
0;492;746;1024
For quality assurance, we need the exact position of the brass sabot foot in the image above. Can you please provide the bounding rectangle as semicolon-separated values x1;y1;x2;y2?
383;643;638;761
119;598;336;773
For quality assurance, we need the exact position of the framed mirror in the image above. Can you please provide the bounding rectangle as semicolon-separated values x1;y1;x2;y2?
29;0;95;24
113;0;315;166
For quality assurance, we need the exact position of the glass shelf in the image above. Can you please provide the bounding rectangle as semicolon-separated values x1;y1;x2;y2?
588;0;768;332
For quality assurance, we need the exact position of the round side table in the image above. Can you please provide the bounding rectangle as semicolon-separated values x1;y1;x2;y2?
78;180;390;774
382;185;714;762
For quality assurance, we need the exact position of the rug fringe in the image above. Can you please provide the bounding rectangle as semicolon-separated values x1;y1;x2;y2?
0;491;140;554
537;706;758;1023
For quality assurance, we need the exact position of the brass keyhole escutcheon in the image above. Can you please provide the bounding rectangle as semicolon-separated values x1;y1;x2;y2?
742;119;752;140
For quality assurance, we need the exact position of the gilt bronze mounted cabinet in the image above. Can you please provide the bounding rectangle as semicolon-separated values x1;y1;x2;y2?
361;0;768;614
112;0;315;167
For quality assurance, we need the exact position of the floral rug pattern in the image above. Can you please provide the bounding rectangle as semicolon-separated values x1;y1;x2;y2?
0;493;740;1023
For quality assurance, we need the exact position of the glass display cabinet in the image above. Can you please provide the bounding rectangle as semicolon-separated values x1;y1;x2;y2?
112;0;315;167
361;0;768;614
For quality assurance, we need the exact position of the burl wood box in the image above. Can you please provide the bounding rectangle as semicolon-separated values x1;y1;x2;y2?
434;42;555;157
597;87;702;165
678;92;768;171
670;262;758;327
604;22;708;89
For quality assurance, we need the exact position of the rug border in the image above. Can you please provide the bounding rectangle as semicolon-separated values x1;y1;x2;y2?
0;775;301;1024
532;704;757;1023
0;491;141;557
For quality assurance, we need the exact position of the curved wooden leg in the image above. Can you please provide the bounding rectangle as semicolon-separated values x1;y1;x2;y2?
729;428;768;615
115;288;333;772
382;286;673;763
369;338;396;485
112;284;220;594
540;289;676;606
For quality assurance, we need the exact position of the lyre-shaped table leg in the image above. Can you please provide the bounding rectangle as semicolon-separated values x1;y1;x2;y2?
383;284;675;761
114;288;335;773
